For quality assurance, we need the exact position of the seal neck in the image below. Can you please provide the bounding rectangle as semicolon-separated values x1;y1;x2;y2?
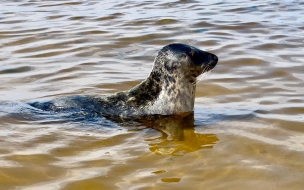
140;68;196;115
128;70;163;104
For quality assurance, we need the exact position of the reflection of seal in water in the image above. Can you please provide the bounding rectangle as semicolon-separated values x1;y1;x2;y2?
145;113;219;155
30;43;218;118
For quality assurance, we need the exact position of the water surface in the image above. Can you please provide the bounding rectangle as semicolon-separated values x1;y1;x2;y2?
0;0;304;189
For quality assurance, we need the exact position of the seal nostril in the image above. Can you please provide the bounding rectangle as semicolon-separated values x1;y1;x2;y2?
190;50;195;56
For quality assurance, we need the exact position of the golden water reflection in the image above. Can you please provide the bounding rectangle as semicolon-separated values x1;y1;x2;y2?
1;0;304;189
140;113;219;156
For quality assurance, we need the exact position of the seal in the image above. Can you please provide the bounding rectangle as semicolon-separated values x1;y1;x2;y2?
30;43;218;119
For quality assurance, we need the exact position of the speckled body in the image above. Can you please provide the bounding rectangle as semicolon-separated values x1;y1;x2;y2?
30;43;218;118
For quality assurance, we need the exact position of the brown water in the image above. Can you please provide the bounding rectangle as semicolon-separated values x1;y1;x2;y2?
1;0;304;189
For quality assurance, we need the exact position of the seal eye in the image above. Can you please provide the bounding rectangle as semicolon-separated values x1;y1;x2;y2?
181;53;187;59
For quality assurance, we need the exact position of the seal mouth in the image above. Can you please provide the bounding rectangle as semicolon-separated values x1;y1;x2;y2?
206;54;218;70
200;54;218;74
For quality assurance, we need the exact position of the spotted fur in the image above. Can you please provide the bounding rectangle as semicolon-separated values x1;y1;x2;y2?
30;43;218;119
97;43;218;117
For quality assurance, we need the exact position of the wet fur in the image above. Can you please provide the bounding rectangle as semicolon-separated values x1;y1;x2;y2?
30;43;218;118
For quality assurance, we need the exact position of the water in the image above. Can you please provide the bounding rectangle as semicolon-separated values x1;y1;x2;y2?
1;0;304;189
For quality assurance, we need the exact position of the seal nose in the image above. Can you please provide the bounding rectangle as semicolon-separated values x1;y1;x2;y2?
190;47;218;68
208;54;218;62
213;55;218;62
207;53;218;69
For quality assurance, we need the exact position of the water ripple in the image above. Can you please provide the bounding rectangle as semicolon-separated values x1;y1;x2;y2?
0;0;304;189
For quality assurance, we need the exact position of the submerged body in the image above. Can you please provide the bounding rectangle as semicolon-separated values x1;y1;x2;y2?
30;43;218;118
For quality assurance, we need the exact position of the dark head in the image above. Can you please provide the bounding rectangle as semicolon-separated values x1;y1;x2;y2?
152;43;218;83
